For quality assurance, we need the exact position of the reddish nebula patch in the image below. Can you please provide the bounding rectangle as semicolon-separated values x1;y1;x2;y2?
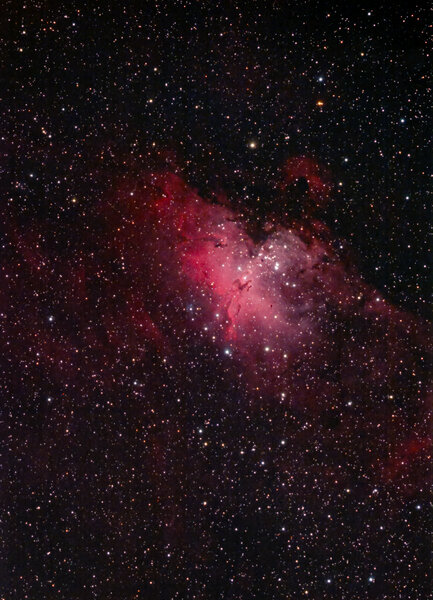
90;172;429;449
281;156;333;209
4;167;431;495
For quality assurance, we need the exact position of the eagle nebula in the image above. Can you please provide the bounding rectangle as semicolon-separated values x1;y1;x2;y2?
4;3;432;598
3;158;431;599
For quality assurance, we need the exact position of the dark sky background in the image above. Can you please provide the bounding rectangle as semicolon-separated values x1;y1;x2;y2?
3;2;432;600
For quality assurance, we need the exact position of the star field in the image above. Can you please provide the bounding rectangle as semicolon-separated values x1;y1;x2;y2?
3;3;432;599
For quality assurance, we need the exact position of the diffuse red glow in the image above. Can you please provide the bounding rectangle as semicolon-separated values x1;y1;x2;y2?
4;166;431;491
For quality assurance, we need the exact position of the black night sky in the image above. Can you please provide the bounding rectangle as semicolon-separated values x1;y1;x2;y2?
3;3;432;599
